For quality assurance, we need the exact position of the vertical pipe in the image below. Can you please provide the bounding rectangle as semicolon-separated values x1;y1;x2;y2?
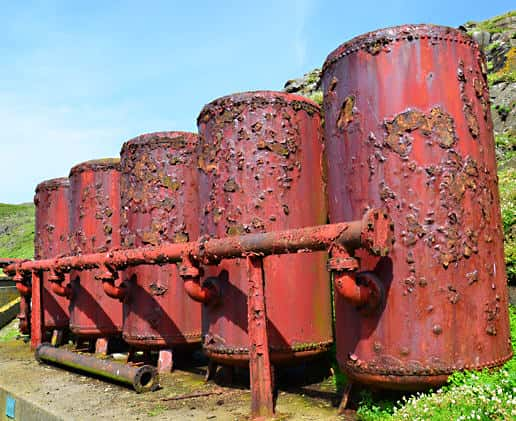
247;256;274;419
30;270;44;350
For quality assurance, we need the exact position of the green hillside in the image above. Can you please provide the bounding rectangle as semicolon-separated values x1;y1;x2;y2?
0;202;35;260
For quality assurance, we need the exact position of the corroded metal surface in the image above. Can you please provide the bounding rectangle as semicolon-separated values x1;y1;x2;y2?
246;256;274;418
322;24;512;390
1;259;31;333
68;159;123;337
35;344;158;392
4;214;389;275
34;178;71;331
197;91;333;364
119;132;202;349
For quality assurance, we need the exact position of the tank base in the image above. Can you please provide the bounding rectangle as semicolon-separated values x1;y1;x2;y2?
204;341;332;367
70;326;122;338
123;333;201;351
341;350;514;391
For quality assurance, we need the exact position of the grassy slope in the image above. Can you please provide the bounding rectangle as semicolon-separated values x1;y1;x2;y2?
0;203;35;260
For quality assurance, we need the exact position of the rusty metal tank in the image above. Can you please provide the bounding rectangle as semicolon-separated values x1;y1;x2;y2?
68;159;123;338
119;131;202;349
321;24;512;390
34;178;71;333
197;91;333;365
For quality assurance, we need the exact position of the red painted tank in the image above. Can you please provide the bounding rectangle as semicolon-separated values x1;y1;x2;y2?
34;178;71;332
321;25;512;390
197;91;333;365
68;159;123;338
119;132;202;349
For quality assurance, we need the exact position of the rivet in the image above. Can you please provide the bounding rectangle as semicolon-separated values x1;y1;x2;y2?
432;325;443;335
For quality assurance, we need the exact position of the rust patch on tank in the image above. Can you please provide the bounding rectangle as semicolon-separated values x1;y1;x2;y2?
337;95;355;131
149;283;167;296
329;76;339;92
365;37;391;55
462;99;480;138
384;107;457;156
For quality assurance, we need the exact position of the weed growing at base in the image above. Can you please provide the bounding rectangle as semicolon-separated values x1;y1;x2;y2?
356;306;516;420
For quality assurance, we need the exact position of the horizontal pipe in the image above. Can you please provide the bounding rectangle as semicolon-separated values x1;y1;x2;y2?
5;209;392;276
0;258;24;268
35;344;158;393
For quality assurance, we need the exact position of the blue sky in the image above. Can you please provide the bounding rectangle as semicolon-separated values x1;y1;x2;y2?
1;1;513;203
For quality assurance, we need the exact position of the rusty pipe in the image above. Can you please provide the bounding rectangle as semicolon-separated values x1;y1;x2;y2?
0;258;24;268
96;264;127;301
329;249;384;314
334;272;372;307
179;254;219;304
49;281;72;299
35;344;158;392
17;295;30;335
48;268;72;299
4;208;393;276
13;270;32;296
183;278;219;304
15;281;31;296
102;279;127;301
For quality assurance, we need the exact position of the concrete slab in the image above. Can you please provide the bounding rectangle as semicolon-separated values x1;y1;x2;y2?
0;323;343;420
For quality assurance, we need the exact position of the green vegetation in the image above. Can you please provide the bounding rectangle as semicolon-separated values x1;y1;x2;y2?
307;90;323;106
500;166;516;284
488;44;516;85
495;133;516;164
0;203;35;260
0;319;20;342
356;306;516;420
466;11;516;35
147;404;167;417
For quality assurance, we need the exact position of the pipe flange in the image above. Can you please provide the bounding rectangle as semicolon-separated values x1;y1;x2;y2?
327;256;359;272
133;365;159;393
178;254;203;279
361;208;394;256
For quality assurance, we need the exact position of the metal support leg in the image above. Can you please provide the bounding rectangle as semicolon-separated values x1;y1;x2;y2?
95;337;109;355
157;349;174;373
247;256;274;419
205;360;218;382
30;271;43;350
337;382;353;414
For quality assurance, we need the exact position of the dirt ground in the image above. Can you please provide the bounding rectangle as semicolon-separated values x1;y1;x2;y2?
0;320;349;420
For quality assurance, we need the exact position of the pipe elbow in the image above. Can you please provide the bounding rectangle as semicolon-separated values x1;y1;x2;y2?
102;280;127;301
334;272;371;307
184;278;219;305
50;281;72;299
334;271;384;315
16;282;32;297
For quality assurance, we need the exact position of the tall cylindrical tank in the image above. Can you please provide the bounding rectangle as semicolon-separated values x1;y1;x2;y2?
34;177;71;332
68;159;123;338
321;24;512;390
119;132;202;349
197;91;333;365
